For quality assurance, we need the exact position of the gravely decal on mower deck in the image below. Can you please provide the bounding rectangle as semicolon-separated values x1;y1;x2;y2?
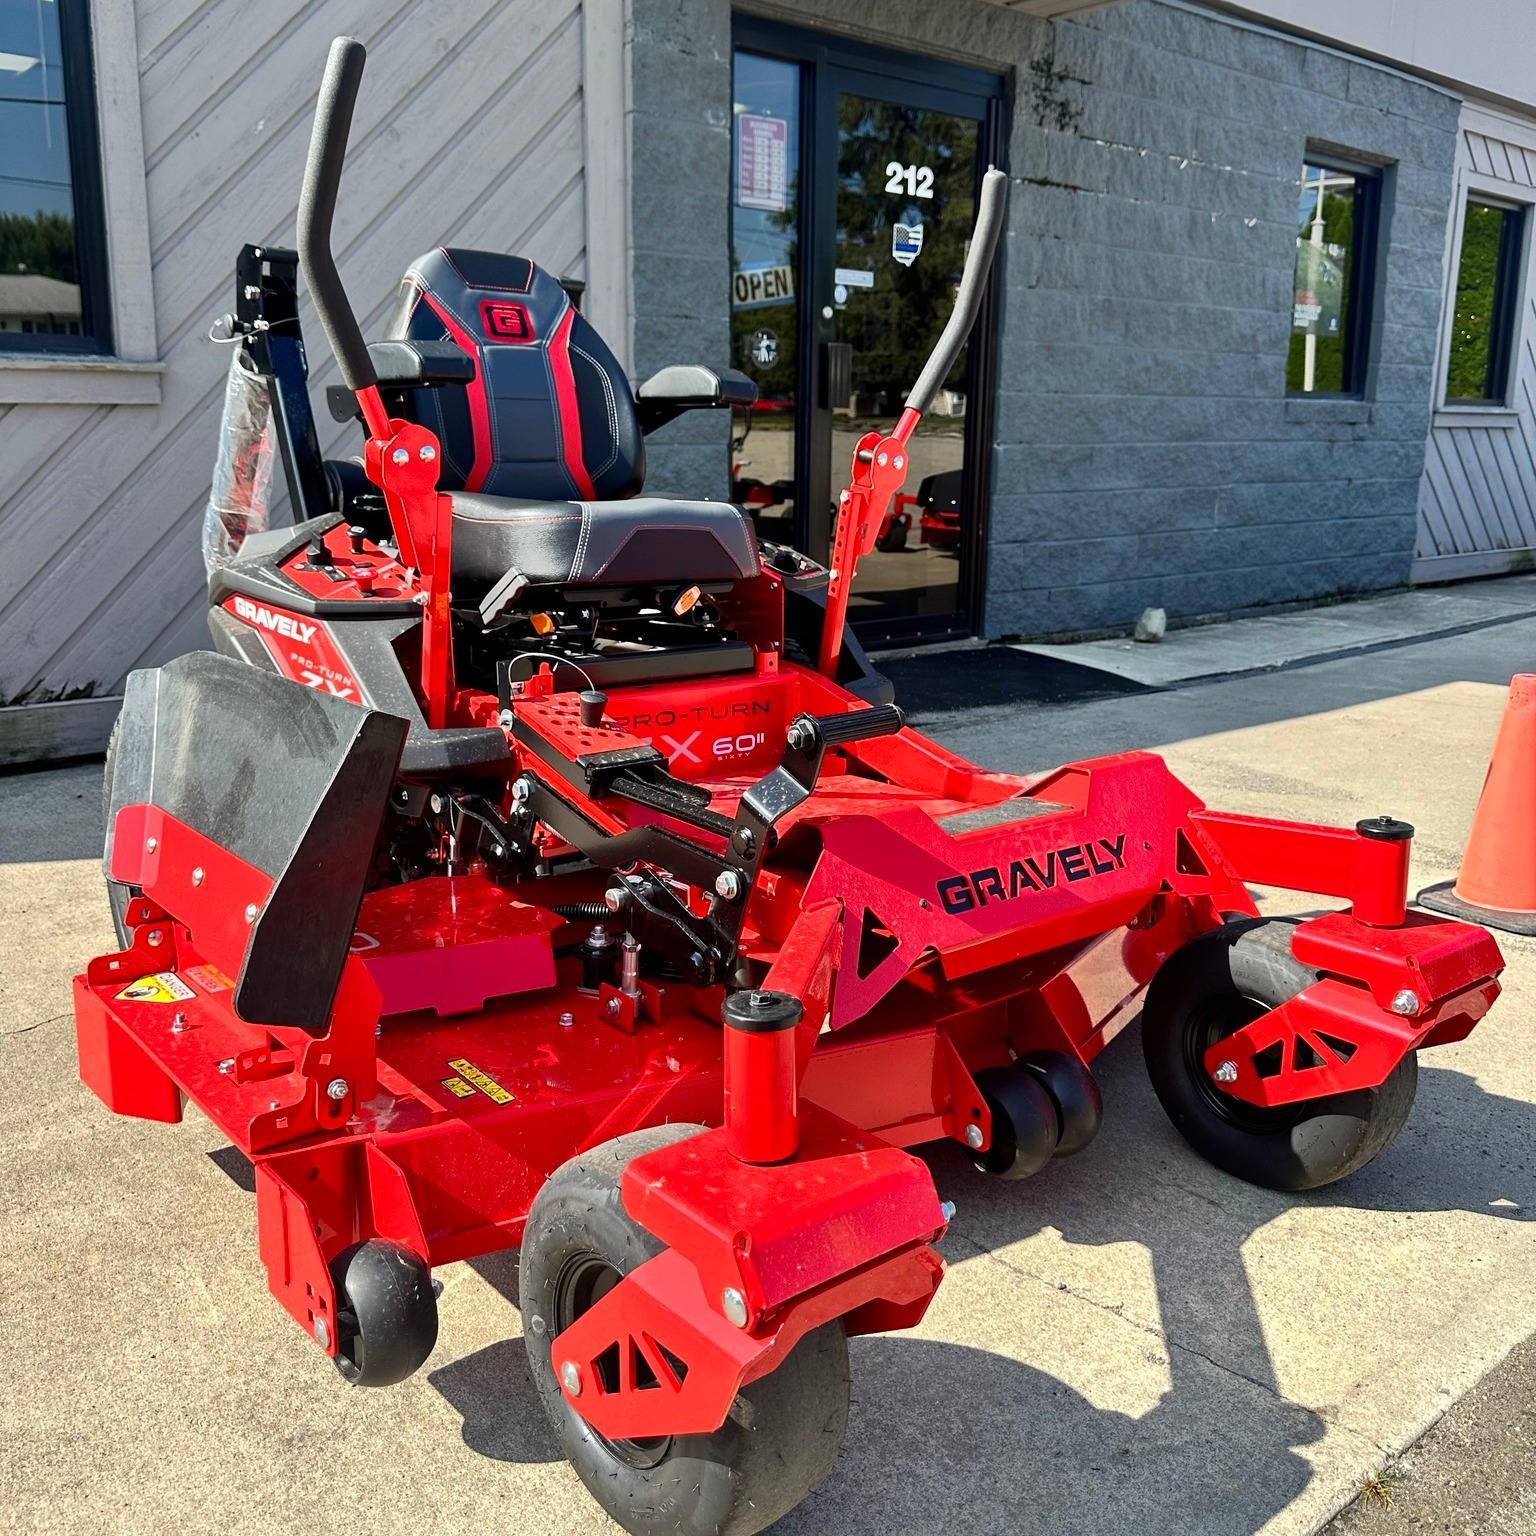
222;594;363;702
939;834;1129;913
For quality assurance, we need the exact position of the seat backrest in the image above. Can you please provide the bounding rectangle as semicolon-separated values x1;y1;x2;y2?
382;248;645;502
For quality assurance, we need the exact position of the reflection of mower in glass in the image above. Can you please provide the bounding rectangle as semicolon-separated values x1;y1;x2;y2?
730;401;797;539
894;466;963;552
75;37;1505;1536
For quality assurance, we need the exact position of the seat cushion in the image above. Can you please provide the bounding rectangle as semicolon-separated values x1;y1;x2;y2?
451;494;761;587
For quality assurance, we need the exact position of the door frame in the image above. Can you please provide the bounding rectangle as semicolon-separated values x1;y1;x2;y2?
732;14;1008;645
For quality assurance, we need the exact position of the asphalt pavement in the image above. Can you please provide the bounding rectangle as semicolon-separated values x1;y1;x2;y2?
4;590;1536;1534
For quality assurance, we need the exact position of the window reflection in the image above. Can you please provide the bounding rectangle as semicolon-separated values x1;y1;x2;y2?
1446;199;1527;405
0;0;84;342
730;52;800;544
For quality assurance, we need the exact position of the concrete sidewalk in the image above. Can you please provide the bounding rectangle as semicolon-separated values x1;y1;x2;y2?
1017;573;1536;688
4;619;1536;1535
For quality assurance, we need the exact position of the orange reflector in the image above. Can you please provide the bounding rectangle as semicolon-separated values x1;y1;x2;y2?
531;612;556;636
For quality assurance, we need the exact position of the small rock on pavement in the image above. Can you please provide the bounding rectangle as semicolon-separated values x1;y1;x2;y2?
1133;607;1167;643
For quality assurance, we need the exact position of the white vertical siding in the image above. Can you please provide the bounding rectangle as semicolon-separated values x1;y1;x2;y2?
1414;107;1536;579
0;0;587;709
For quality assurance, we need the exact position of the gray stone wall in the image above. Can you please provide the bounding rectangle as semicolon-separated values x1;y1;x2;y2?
991;2;1460;639
629;0;1461;637
628;0;736;498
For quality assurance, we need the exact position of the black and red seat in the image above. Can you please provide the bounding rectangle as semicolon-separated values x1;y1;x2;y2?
374;246;758;590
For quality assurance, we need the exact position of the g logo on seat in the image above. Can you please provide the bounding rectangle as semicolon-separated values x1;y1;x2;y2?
480;300;535;342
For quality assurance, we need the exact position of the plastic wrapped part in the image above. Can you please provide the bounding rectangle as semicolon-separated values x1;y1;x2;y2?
203;347;276;574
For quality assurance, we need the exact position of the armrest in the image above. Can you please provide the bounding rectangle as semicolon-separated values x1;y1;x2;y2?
635;365;758;433
327;339;476;422
372;338;475;384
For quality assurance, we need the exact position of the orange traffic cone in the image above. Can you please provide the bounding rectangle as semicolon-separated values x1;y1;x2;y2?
1419;673;1536;934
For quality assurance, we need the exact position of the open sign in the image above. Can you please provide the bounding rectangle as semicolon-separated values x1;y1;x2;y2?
733;264;795;310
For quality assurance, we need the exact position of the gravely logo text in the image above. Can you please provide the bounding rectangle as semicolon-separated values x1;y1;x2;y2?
938;834;1129;915
232;594;317;646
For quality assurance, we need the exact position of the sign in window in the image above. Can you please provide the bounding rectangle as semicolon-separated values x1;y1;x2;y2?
1288;160;1380;397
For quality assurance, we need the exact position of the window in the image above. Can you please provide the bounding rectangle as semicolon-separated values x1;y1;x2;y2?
1445;197;1527;406
1287;159;1381;397
729;50;802;545
0;0;110;354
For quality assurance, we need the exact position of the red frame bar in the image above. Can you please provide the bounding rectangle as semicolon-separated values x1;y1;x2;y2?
357;384;456;727
1190;810;1411;926
819;407;921;678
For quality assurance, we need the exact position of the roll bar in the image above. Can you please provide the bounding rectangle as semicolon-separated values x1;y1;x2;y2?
904;166;1009;418
296;36;377;396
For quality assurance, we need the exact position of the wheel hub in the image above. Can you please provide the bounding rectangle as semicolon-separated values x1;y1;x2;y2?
553;1252;674;1470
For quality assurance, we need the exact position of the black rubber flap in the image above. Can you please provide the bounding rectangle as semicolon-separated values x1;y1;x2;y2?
113;652;407;1031
1416;880;1536;937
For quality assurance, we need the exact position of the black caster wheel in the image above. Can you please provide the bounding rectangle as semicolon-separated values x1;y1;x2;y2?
876;520;908;553
1142;918;1418;1191
973;1065;1059;1179
1017;1050;1103;1157
330;1238;439;1386
520;1125;851;1536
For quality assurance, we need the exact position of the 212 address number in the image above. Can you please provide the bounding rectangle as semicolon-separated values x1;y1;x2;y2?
884;161;934;199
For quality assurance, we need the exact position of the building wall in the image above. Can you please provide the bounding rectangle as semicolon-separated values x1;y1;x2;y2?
628;0;736;499
1213;0;1536;116
645;0;1462;639
0;0;590;736
992;0;1461;637
0;0;1481;759
1414;102;1536;580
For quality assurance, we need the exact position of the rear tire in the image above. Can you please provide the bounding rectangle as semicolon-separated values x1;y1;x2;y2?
1141;918;1418;1191
102;718;137;948
520;1125;851;1536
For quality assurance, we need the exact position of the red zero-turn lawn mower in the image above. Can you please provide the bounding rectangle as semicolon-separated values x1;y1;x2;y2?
75;37;1505;1536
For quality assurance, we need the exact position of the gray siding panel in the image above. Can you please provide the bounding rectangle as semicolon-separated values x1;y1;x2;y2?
1414;119;1536;575
0;0;587;707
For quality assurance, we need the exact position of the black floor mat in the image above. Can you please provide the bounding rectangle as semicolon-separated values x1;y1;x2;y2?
877;646;1158;717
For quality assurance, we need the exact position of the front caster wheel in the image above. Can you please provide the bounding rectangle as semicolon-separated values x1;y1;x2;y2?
973;1065;1059;1179
329;1238;438;1386
1142;918;1418;1191
1017;1050;1103;1157
521;1125;852;1536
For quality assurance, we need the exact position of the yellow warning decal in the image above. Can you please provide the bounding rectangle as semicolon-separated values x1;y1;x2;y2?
446;1057;514;1105
440;1076;477;1100
115;971;196;1004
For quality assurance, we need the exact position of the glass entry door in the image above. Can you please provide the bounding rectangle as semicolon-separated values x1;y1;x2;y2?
827;92;979;631
729;23;1004;645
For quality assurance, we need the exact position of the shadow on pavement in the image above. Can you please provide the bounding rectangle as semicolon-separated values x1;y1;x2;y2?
431;1335;563;1464
421;1042;1536;1536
